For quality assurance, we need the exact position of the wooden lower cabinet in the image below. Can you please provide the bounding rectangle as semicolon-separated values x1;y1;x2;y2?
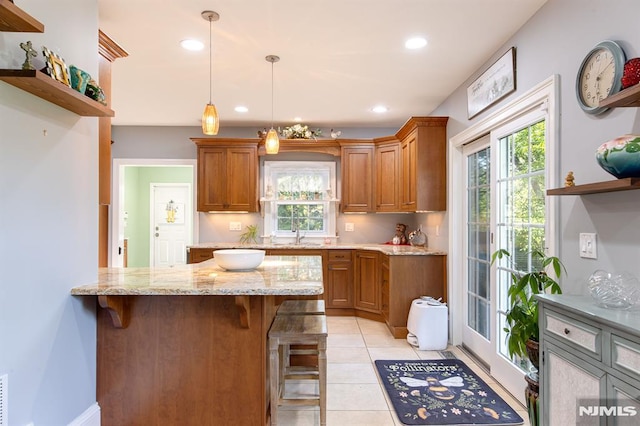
326;250;353;308
187;247;214;264
354;250;380;313
385;254;447;338
380;255;390;321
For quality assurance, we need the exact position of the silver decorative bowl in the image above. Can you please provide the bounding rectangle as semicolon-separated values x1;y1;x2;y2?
595;135;640;179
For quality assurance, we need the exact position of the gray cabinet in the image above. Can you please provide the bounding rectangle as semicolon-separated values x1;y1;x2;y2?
538;295;640;425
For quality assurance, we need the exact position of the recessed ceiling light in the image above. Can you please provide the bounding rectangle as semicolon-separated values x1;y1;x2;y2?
293;117;303;122
234;106;249;113
372;105;389;113
180;39;204;51
405;37;427;50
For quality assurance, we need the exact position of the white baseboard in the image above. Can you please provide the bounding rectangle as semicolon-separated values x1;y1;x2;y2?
68;403;100;426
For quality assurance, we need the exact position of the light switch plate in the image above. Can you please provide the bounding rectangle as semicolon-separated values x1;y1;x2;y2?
345;223;355;232
579;233;597;259
229;221;242;231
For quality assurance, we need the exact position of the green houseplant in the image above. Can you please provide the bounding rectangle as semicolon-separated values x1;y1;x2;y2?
491;249;565;368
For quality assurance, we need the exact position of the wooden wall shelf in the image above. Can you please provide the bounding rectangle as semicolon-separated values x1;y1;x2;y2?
599;84;640;108
547;177;640;195
0;0;44;32
0;69;114;117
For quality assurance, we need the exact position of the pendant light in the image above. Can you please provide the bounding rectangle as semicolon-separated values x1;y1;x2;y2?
201;10;220;135
265;55;280;154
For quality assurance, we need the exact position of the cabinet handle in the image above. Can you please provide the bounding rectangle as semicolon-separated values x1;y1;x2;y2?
564;328;570;335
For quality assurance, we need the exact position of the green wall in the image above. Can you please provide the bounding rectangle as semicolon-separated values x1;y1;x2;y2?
124;166;193;267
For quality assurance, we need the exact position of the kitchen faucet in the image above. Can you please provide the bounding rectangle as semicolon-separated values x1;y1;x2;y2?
292;220;305;245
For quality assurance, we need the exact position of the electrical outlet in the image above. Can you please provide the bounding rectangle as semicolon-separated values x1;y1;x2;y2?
229;221;242;231
579;233;597;259
345;223;355;232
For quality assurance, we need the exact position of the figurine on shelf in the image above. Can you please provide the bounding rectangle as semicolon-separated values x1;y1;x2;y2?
20;41;37;70
84;79;107;105
391;223;408;245
564;171;575;187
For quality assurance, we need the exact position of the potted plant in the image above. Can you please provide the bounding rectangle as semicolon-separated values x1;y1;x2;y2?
491;249;565;369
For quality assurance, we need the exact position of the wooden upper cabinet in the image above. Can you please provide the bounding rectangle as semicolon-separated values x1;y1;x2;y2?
375;139;400;212
340;143;375;213
396;117;448;212
192;139;259;212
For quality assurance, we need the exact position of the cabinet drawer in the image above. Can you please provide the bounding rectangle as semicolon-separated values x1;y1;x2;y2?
544;312;602;360
328;250;351;262
612;335;640;383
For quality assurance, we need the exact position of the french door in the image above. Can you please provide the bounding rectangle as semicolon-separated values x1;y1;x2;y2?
462;108;551;404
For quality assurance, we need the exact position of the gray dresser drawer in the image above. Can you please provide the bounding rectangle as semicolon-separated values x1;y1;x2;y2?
544;311;602;361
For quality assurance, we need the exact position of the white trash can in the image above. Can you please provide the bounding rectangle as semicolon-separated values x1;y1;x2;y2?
406;297;448;350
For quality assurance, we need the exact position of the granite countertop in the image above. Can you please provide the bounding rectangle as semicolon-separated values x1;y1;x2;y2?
188;242;447;256
71;255;323;296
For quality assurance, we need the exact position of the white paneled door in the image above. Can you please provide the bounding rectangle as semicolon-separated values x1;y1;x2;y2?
151;183;192;267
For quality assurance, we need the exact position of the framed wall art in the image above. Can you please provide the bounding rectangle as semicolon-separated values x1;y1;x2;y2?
467;47;516;119
42;46;71;87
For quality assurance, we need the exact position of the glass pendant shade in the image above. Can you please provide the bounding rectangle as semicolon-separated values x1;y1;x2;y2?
202;103;219;135
265;128;280;154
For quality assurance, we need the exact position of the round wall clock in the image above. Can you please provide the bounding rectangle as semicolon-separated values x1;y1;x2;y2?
575;40;626;115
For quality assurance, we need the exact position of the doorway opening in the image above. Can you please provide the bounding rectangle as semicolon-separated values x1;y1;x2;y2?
111;159;198;267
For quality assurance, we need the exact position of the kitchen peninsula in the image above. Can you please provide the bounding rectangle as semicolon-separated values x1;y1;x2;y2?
188;243;447;338
71;255;323;426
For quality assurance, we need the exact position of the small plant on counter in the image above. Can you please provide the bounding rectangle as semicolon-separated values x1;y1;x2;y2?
239;225;259;244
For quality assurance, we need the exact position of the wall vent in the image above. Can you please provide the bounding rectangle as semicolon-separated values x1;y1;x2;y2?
0;374;7;426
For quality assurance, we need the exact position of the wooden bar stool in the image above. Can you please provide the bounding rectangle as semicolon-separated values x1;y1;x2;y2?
277;299;325;316
269;314;327;426
276;299;326;375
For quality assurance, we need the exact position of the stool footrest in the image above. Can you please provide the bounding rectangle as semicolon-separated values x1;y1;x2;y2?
278;398;320;407
290;349;319;356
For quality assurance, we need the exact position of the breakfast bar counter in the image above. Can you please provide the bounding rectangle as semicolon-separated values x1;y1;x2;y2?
71;255;322;426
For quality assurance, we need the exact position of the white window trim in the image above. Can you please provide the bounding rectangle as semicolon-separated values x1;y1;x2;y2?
448;75;559;346
262;161;337;243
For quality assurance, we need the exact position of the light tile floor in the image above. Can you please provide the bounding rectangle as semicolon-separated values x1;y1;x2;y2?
277;316;530;426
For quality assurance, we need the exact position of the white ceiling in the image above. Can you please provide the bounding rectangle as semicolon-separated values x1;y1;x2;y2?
98;0;547;129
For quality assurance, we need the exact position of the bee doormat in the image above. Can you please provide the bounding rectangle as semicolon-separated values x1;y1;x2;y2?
375;360;523;425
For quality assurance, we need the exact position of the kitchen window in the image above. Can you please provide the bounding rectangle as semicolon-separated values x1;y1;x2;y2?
262;161;337;241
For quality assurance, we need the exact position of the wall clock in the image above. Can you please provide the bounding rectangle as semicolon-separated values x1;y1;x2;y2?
575;40;626;115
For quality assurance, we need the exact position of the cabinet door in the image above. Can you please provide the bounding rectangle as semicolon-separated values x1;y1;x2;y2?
197;147;227;211
543;343;606;426
375;142;400;212
400;134;417;211
327;262;353;308
225;147;258;212
341;146;374;213
606;376;640;426
354;250;380;312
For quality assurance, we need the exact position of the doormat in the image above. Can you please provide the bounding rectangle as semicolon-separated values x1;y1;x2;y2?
375;359;523;425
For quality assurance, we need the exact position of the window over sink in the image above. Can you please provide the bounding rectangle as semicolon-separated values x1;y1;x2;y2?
262;161;337;242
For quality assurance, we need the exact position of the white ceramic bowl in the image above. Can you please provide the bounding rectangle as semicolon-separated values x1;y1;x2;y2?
213;249;265;271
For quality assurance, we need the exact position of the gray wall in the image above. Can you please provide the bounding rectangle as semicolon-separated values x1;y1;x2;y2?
432;0;640;294
0;1;99;424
